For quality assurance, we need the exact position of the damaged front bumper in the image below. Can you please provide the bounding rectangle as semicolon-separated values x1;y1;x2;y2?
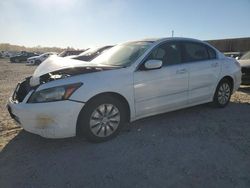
7;98;84;138
7;78;85;138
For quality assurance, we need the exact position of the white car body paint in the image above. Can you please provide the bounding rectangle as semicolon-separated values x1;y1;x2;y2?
26;52;57;66
7;38;242;138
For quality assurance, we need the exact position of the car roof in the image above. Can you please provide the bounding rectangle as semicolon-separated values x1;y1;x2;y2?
143;37;204;43
126;37;207;45
126;37;220;54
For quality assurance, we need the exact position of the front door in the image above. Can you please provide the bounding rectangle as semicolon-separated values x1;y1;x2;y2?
134;42;189;118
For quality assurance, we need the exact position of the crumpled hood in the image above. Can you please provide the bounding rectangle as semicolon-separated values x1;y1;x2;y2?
32;55;94;78
30;55;117;87
64;55;78;59
238;59;250;67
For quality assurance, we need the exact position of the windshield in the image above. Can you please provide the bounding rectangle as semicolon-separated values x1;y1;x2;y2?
58;51;66;57
78;47;103;56
91;42;152;67
240;51;250;60
40;53;48;57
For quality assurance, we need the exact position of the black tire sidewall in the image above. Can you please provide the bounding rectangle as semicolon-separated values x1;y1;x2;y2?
77;95;126;142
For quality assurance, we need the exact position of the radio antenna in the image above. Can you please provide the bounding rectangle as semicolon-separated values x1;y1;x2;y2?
171;30;174;37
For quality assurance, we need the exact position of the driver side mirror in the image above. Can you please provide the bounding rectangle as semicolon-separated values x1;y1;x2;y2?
143;60;163;70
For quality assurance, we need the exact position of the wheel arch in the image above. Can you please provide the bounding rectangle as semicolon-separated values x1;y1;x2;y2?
220;75;234;92
76;92;131;136
212;75;234;107
212;75;234;100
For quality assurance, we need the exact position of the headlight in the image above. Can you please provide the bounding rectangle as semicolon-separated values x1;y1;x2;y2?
28;83;82;103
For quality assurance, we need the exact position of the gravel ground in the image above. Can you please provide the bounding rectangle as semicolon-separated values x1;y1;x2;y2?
0;58;250;188
0;59;36;148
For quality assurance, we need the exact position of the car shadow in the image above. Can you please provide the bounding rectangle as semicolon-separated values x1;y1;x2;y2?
1;102;250;188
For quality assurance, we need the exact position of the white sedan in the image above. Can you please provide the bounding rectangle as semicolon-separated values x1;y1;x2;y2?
26;52;57;66
7;38;241;142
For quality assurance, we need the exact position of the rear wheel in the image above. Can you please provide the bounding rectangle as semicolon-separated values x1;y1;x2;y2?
212;79;232;108
77;95;126;142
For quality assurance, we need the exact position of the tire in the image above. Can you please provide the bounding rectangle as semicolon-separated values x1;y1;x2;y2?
15;59;19;63
77;95;126;142
212;79;232;108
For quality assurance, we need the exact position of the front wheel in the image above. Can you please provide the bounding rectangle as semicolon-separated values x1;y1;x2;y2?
77;96;126;142
212;79;232;108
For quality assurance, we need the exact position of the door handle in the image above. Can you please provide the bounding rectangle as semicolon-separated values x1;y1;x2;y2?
176;69;187;74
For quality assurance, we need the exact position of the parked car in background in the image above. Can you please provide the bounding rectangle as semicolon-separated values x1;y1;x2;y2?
26;52;57;66
238;51;250;84
7;38;241;142
10;52;38;63
71;46;114;61
58;50;85;57
224;52;243;59
1;51;9;58
1;51;20;58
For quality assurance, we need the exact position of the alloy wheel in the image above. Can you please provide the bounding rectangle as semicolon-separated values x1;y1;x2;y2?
217;83;231;105
89;104;120;137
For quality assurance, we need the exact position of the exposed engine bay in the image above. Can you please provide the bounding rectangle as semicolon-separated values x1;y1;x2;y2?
13;66;117;103
39;66;108;84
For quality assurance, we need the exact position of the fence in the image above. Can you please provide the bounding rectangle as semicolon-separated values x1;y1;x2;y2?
206;37;250;53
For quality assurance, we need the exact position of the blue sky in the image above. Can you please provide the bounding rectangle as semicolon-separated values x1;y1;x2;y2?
0;0;250;49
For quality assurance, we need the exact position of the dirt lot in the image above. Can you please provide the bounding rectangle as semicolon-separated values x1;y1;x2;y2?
0;59;36;148
0;58;250;188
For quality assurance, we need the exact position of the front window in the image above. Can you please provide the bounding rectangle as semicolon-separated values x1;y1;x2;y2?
146;42;182;66
92;42;153;67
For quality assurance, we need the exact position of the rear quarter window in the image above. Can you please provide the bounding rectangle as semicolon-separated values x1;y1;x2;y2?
207;46;217;59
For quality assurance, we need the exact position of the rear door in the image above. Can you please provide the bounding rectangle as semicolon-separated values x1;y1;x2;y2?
182;42;221;104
